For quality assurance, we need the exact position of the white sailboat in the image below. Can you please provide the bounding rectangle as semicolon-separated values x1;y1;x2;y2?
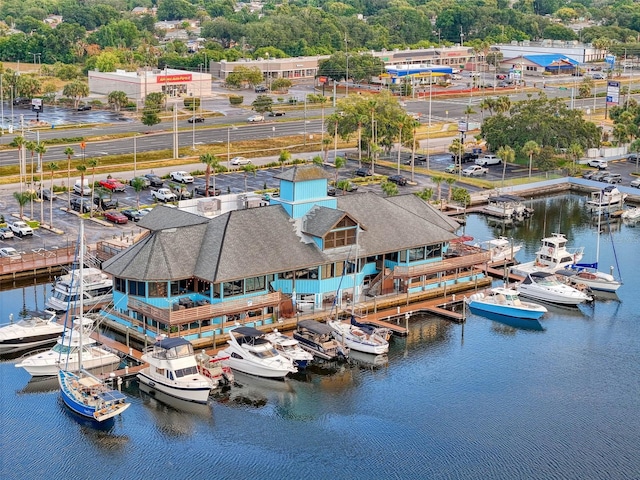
57;220;131;422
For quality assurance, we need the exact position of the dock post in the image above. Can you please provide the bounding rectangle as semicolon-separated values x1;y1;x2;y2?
125;326;130;349
144;334;147;349
405;312;409;331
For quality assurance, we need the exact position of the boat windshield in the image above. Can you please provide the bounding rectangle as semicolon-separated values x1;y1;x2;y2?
53;291;77;302
52;343;74;354
252;348;279;359
535;276;562;286
174;366;198;377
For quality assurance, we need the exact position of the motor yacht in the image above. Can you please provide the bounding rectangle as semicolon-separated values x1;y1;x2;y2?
45;267;113;313
465;287;548;320
15;316;121;376
216;326;297;379
484;194;534;219
0;310;64;354
328;319;389;355
293;320;349;361
516;272;592;306
138;337;213;403
510;233;584;277
476;237;523;263
585;186;627;213
264;329;314;369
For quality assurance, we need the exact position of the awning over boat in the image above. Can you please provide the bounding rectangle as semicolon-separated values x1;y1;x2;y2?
155;337;192;349
297;320;333;335
231;326;265;337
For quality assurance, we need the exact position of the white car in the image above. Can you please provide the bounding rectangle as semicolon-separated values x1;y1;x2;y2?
230;156;251;166
8;221;33;237
170;171;194;183
475;154;502;166
0;247;21;259
587;159;608;169
247;114;264;122
630;178;640;188
462;165;488;177
73;181;92;196
0;227;14;239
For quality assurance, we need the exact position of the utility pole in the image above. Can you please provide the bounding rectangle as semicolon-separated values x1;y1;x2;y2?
345;32;349;97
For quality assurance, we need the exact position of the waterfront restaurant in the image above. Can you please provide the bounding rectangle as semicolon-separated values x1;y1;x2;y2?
102;165;490;341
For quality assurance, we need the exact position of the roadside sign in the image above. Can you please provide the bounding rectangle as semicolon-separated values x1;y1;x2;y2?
80;142;86;149
606;81;620;105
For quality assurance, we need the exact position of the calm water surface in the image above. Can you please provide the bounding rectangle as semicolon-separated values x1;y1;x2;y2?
1;194;639;480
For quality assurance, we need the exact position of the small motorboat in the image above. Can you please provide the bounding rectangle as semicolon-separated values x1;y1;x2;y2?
195;350;234;388
465;287;548;320
555;268;621;293
0;310;64;354
215;326;297;379
328;319;389;355
516;272;593;306
475;237;523;263
137;336;213;403
293;320;349;361
621;206;640;221
264;329;314;369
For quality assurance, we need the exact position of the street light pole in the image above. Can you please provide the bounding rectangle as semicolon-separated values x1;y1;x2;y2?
133;135;137;177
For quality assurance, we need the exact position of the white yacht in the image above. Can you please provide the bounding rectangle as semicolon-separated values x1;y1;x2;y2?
138;337;213;403
0;311;64;354
585;186;627;213
264;330;314;369
216;326;297;379
510;233;584;277
45;267;113;313
516;272;593;306
484;195;533;219
293;320;350;361
476;237;523;263
15;316;121;376
328;319;389;355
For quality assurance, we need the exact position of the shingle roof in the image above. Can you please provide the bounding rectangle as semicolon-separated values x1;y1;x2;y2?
273;164;332;182
302;206;350;237
137;205;210;231
386;195;460;231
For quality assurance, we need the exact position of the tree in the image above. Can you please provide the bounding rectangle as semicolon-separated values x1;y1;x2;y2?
46;162;59;228
13;191;32;219
567;142;584;172
64;147;74;211
16;74;41;99
415;187;433;202
318;52;385;83
445;177;456;204
130;177;146;209
62;80;89;109
270;78;292;93
522;140;540;178
432;175;444;207
107;91;128;112
497;145;515;187
95;51;119;72
225;66;263;88
381;181;398;197
333;156;346;185
141;93;164;127
200;153;220;197
87;158;98;218
241;164;257;192
252;95;273;114
278;150;291;171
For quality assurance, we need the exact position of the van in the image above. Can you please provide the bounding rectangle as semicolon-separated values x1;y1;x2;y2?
475;154;502;166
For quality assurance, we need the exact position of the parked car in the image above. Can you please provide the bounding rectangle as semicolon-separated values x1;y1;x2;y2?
77;104;92;111
37;188;57;201
603;173;622;184
188;116;205;123
230;156;251;166
587;159;608;169
93;197;118;210
144;174;164;187
99;178;126;192
121;209;143;222
627;153;640;163
129;176;151;188
462;165;488;177
8;221;33;237
497;81;510;88
171;185;192;199
151;188;178;202
336;181;358;193
73;180;92;196
327;186;337;196
254;85;268;93
630;177;640;188
0;227;14;240
387;175;407;186
170;171;194;183
247;114;264;122
582;170;597;180
195;185;222;196
268;111;285;117
103;210;128;224
445;164;460;174
591;171;610;182
453;152;479;163
592;73;606;80
475;154;501;166
354;167;372;177
70;197;94;213
0;247;21;259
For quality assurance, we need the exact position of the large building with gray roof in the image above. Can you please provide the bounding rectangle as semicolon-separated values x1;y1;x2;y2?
102;165;487;340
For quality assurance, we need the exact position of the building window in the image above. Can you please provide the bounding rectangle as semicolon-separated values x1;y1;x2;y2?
409;247;426;262
114;277;126;293
223;280;244;297
148;281;168;297
245;276;266;293
128;280;146;296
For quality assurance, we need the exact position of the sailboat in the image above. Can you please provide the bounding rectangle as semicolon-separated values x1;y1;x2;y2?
556;207;622;293
57;220;131;422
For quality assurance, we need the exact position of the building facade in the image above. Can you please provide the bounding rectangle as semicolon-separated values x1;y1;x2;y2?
102;165;490;342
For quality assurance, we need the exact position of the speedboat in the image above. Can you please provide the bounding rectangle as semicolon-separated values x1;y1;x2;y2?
511;233;584;277
215;326;297;379
293;320;349;361
195;350;234;389
15;316;121;376
328;319;389;355
516;272;592;306
465;287;548;320
138;337;213;403
476;237;523;263
0;310;64;354
585;186;627;213
555;268;621;293
264;329;314;369
484;195;534;219
621;206;640;221
45;267;113;313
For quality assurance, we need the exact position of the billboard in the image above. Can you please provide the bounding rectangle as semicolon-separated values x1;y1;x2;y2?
606;81;620;105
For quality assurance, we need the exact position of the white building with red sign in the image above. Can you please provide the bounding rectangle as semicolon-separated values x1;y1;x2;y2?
88;68;211;106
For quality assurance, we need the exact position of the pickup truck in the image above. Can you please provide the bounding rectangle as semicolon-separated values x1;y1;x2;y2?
8;221;34;237
170;171;194;183
151;188;178;202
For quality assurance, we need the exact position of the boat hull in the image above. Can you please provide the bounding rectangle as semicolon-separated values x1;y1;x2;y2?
0;335;60;354
516;285;589;306
58;370;130;422
137;370;211;404
466;300;546;320
219;349;294;379
17;353;121;377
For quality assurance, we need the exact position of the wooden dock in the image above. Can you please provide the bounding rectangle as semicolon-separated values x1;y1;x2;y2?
484;266;524;283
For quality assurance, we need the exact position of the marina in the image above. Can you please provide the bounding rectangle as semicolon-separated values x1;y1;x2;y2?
1;193;639;479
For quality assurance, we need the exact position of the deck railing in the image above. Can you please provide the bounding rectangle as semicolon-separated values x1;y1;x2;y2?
392;251;491;279
0;245;77;275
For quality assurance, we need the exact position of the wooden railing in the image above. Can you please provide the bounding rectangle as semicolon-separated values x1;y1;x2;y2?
128;291;282;326
0;245;77;276
392;251;492;279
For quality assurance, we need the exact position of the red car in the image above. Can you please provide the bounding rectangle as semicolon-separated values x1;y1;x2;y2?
99;178;126;192
103;210;128;224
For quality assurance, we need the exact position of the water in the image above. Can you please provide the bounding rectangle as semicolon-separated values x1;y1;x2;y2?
1;193;639;479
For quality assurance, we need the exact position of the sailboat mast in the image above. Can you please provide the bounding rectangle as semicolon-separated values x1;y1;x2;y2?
78;219;84;371
351;226;359;315
596;194;602;266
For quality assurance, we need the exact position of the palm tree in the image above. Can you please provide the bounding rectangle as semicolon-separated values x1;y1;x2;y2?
497;145;515;188
130;177;146;209
14;136;25;193
432;175;444;207
381;181;398;197
200;153;220;197
312;155;324;167
567;143;584;172
64;147;74;211
13;191;32;219
445;177;456;204
415;187;433;202
47;162;59;228
522;140;540;178
334;156;346;186
278;150;291;171
87;158;99;217
241;164;257;192
25;141;36;188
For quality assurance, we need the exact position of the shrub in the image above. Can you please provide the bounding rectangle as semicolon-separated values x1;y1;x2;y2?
229;95;243;105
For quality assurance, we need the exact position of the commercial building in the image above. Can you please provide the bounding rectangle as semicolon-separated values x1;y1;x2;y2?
88;68;212;105
496;40;604;65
